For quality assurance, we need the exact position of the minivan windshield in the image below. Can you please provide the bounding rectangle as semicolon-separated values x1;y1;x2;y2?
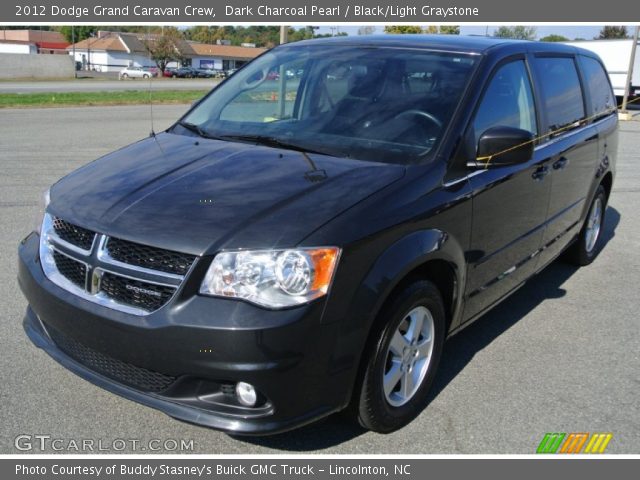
180;44;478;164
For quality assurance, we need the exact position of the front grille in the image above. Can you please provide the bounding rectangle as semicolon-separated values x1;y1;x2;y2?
106;237;195;276
42;213;194;315
53;251;86;288
49;327;176;393
100;272;176;312
52;217;95;250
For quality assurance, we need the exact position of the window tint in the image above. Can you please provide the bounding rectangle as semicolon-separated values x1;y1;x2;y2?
533;57;585;131
580;56;615;116
184;46;478;165
220;57;306;122
473;60;537;146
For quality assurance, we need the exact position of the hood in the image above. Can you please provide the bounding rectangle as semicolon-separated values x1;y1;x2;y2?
49;132;405;255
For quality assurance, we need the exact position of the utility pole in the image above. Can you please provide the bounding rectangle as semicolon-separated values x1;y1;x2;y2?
72;25;76;78
621;26;639;114
278;26;288;119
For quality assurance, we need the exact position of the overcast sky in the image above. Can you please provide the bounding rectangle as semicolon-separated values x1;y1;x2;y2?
315;25;618;40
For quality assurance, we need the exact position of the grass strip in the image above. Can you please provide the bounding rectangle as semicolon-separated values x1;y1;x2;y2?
0;90;208;108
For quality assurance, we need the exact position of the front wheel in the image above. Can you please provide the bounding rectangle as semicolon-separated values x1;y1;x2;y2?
566;185;607;266
354;280;445;433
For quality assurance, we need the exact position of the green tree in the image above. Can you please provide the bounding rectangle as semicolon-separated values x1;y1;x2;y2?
540;34;569;42
144;34;183;75
439;25;460;35
384;25;424;34
493;26;537;40
57;26;98;43
597;26;628;39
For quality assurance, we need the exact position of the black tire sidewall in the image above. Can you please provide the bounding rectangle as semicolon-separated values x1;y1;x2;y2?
358;280;446;433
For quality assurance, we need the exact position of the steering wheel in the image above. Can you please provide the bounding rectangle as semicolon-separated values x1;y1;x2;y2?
393;109;443;129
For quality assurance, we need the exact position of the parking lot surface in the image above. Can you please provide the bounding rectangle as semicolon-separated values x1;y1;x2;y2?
0;106;638;454
0;79;217;94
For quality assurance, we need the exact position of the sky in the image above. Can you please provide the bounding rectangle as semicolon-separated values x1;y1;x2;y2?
315;25;612;40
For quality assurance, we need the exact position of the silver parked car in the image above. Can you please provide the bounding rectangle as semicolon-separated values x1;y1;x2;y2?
118;67;153;80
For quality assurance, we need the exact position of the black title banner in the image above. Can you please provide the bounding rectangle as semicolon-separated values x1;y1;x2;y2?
2;0;639;23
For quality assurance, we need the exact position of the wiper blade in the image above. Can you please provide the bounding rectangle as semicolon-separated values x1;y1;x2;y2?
177;121;224;140
219;134;329;156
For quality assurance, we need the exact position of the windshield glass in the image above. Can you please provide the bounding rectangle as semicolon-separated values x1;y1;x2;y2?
180;44;478;164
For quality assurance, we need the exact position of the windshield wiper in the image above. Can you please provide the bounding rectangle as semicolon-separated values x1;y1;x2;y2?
177;121;225;141
218;134;330;156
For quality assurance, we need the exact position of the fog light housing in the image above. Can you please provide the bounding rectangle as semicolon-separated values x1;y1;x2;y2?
235;382;257;407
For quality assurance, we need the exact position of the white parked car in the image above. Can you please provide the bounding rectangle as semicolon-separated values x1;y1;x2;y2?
118;67;153;80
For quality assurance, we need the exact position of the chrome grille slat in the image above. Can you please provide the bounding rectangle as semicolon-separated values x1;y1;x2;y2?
40;213;195;315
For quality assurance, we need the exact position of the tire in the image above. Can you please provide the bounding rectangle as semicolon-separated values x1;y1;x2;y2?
354;280;446;433
565;184;607;266
121;73;128;79
143;74;149;79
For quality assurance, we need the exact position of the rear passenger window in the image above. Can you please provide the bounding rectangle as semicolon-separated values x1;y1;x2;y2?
533;57;585;131
473;60;537;146
580;56;615;116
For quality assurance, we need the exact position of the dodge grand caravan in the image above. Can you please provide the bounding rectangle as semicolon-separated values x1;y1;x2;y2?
18;36;618;434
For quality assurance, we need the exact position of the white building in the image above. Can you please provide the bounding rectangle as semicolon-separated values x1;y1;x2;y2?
0;29;69;55
67;32;155;72
66;31;267;73
0;41;37;55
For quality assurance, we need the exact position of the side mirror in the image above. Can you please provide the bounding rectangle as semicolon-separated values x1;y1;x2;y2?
475;126;534;167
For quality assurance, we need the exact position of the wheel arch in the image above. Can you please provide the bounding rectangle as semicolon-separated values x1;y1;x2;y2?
340;229;466;412
357;229;466;336
600;171;613;201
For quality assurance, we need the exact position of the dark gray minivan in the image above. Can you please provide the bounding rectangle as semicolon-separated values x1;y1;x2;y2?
19;36;617;434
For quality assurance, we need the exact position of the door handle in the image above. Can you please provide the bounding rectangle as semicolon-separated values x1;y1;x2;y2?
553;157;569;170
532;165;550;181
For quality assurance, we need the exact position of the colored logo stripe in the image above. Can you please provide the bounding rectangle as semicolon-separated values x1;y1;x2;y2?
537;433;565;453
559;433;589;453
537;433;613;454
584;433;613;454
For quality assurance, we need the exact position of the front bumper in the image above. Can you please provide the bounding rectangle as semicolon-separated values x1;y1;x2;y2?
18;232;349;435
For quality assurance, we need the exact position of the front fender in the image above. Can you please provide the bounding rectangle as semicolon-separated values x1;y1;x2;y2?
352;229;466;333
320;228;467;410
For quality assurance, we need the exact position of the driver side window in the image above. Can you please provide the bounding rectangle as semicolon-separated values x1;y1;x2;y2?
473;60;537;148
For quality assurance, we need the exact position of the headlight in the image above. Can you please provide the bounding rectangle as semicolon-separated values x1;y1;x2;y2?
34;187;50;234
199;247;341;308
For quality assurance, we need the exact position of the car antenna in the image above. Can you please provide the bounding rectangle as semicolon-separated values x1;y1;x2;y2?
147;25;155;138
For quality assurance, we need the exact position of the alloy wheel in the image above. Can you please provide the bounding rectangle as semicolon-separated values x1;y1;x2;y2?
383;306;435;407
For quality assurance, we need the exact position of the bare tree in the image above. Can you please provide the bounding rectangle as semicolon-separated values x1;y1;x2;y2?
357;26;376;35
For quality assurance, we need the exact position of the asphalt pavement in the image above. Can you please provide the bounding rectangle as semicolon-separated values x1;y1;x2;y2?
0;106;638;454
0;79;218;93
